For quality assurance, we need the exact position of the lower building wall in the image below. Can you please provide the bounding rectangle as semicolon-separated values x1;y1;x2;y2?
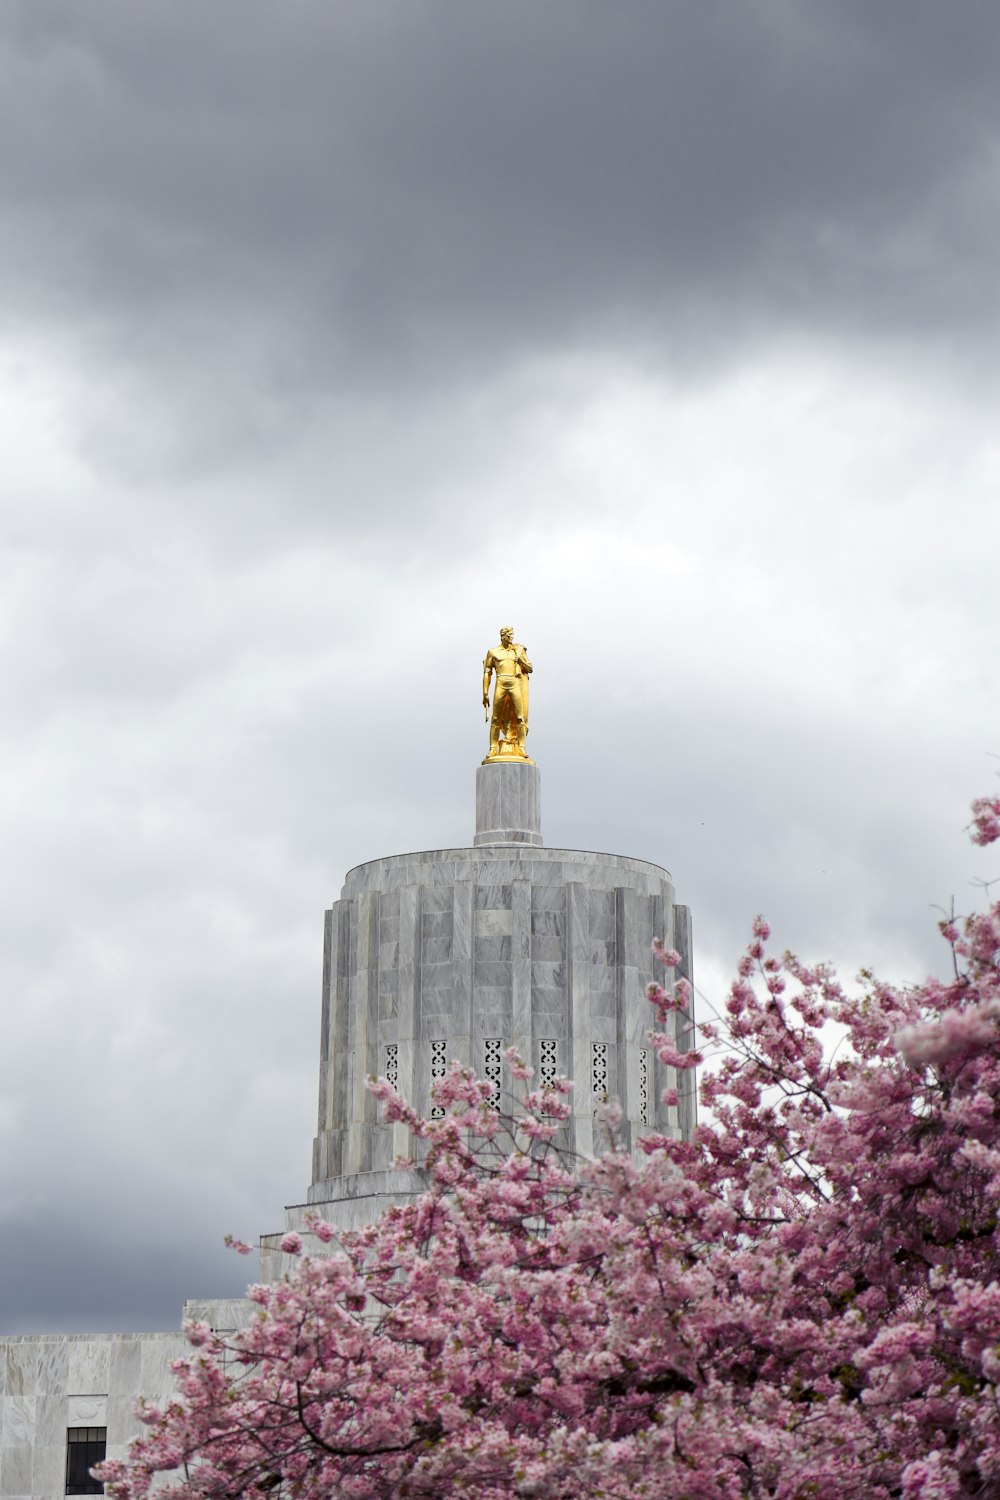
0;1332;187;1499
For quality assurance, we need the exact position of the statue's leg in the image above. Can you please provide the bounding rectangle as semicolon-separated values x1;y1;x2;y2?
496;681;515;749
510;679;526;752
490;680;509;754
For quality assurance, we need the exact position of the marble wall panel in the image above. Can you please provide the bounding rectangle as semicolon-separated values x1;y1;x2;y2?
530;908;564;935
474;960;514;988
529;1003;567;1037
377;1026;397;1056
378;989;400;1021
419;960;453;994
421;936;452;965
108;1339;141;1398
589;968;617;1011
1;1441;31;1495
650;887;663;936
139;1340;181;1395
30;1443;63;1497
478;769;500;833
589;991;617;1021
531;962;565;990
33;1395;63;1449
530;933;564;961
2;1396;33;1446
418;1012;452;1041
371;1124;393;1171
615;886;639;1121
603;1047;621;1106
589;893;616;944
470;876;512;894
421;889;453;914
474;935;511;962
418;989;452;1016
35;1345;66;1395
472;990;511;1036
474;1017;507;1042
328;902;351;1139
451;880;474;1047
3;1350;34;1399
108;1393;143;1444
636;894;654;979
475;884;512;910
521;862;565;885
530;885;566;912
67;1343;109;1395
344;894;374;1166
511;881;531;1050
421;931;454;968
395;883;419;1152
316;912;334;1138
674;903;693;981
475;908;512;938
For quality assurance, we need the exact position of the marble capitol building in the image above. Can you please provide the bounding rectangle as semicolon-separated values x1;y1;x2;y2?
0;629;695;1497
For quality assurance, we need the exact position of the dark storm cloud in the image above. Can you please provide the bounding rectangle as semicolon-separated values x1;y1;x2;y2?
2;0;1000;415
2;1;1000;1337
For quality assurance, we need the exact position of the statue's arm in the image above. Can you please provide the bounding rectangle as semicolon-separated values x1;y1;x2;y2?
517;645;533;675
483;652;494;707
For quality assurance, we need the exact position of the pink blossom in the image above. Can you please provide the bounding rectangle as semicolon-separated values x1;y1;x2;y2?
651;938;682;969
223;1234;254;1256
970;795;1000;846
104;789;1000;1500
897;999;1000;1065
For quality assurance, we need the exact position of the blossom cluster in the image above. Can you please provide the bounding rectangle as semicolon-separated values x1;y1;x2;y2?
100;796;1000;1500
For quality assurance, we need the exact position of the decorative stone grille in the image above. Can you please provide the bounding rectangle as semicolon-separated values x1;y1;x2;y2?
430;1039;447;1119
638;1048;648;1127
384;1043;398;1093
540;1038;557;1088
592;1041;608;1105
484;1037;503;1110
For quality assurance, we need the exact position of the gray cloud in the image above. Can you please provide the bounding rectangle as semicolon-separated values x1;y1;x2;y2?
1;2;1000;1334
3;1;1000;428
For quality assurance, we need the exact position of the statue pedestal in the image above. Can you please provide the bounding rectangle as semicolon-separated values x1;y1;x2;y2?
474;759;542;846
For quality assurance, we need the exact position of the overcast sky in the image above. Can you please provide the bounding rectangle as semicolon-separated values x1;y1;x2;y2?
2;0;1000;1332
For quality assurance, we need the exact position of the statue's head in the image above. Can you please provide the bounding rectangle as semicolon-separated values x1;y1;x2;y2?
500;625;514;646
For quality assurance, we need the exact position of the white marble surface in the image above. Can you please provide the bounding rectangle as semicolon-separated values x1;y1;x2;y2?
67;1395;107;1427
0;1332;189;1499
309;829;695;1209
474;760;542;846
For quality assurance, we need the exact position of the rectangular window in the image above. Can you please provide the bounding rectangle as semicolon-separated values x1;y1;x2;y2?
67;1427;107;1495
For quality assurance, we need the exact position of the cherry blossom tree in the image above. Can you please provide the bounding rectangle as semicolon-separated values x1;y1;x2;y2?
100;799;1000;1500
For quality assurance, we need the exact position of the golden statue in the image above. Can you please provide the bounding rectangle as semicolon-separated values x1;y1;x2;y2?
482;626;533;763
